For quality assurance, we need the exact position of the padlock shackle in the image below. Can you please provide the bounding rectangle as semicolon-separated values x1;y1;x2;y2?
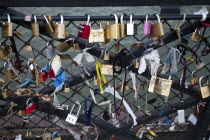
86;14;90;25
112;13;118;24
59;14;64;24
191;71;197;77
130;14;134;24
42;14;50;23
155;14;161;23
26;98;32;107
70;103;81;116
120;14;124;25
32;14;37;23
6;14;11;23
199;76;209;87
64;37;74;43
146;15;149;22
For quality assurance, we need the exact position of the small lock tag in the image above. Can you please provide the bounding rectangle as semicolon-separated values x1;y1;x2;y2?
109;13;120;39
188;113;197;125
24;43;32;52
31;14;39;36
101;64;118;75
53;14;66;39
151;14;164;37
190;71;199;85
64;84;70;92
65;103;81;125
126;14;137;35
191;29;201;43
148;76;172;97
43;15;54;34
78;15;91;39
144;15;151;35
125;83;130;91
26;129;32;137
177;110;185;124
103;52;110;60
2;14;13;38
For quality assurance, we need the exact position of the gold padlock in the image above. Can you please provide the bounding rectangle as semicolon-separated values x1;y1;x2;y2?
31;14;39;36
64;84;70;92
109;13;120;39
135;59;140;68
24;43;33;52
125;83;130;91
26;129;32;137
190;71;199;85
2;88;11;98
94;76;98;85
43;14;54;34
0;43;10;61
191;29;201;43
5;68;14;80
53;14;66;39
73;42;80;50
56;38;73;52
103;53;110;61
200;77;210;99
151;14;164;37
18;109;26;116
120;14;127;38
2;14;13;38
115;42;120;52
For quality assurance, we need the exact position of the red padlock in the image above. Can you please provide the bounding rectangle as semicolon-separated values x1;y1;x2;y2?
78;15;91;39
40;71;48;82
25;98;36;114
110;135;116;140
48;68;55;78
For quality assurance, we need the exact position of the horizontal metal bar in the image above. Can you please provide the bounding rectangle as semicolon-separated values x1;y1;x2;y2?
0;15;210;21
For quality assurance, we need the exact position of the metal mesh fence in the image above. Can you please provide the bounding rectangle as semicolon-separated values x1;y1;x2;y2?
0;13;210;140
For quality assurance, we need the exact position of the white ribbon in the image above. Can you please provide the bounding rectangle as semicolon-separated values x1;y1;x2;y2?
138;50;160;76
51;83;64;107
129;71;138;101
51;55;62;75
104;85;137;127
194;6;209;21
73;48;95;66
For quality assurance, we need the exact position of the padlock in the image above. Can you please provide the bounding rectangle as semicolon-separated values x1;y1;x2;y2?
43;14;54;34
105;21;111;40
115;42;120;52
42;128;52;140
31;14;39;36
2;14;13;38
53;14;66;39
64;84;70;92
66;103;81;125
120;14;127;38
0;78;5;85
2;88;11;98
5;68;14;80
191;29;201;43
18;109;26;116
15;134;22;140
56;38;73;52
40;71;48;82
126;14;137;35
135;59;140;68
125;83;130;90
46;42;55;59
26;129;32;137
49;67;55;78
190;71;199;85
109;13;120;39
78;15;91;39
73;42;80;50
25;98;36;114
24;43;32;52
144;15;151;35
0;43;10;61
199;76;210;99
151;14;164;37
103;52;110;61
94;76;98;85
59;53;71;59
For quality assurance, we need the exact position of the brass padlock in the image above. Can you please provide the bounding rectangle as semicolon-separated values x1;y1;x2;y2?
73;42;80;50
26;129;32;137
190;71;199;85
2;88;11;98
5;68;14;80
18;109;26;116
135;59;140;68
24;43;33;52
42;128;52;140
191;29;201;43
125;83;130;90
103;52;110;60
53;14;66;39
56;38;73;52
0;43;10;61
94;76;98;85
64;84;70;92
0;78;5;85
109;13;120;39
2;14;13;38
120;14;127;38
151;14;164;37
43;14;54;34
31;14;39;36
199;77;210;99
115;42;120;52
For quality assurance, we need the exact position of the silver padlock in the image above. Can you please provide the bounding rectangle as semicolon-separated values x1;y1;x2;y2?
126;14;137;35
15;134;22;140
65;103;81;125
